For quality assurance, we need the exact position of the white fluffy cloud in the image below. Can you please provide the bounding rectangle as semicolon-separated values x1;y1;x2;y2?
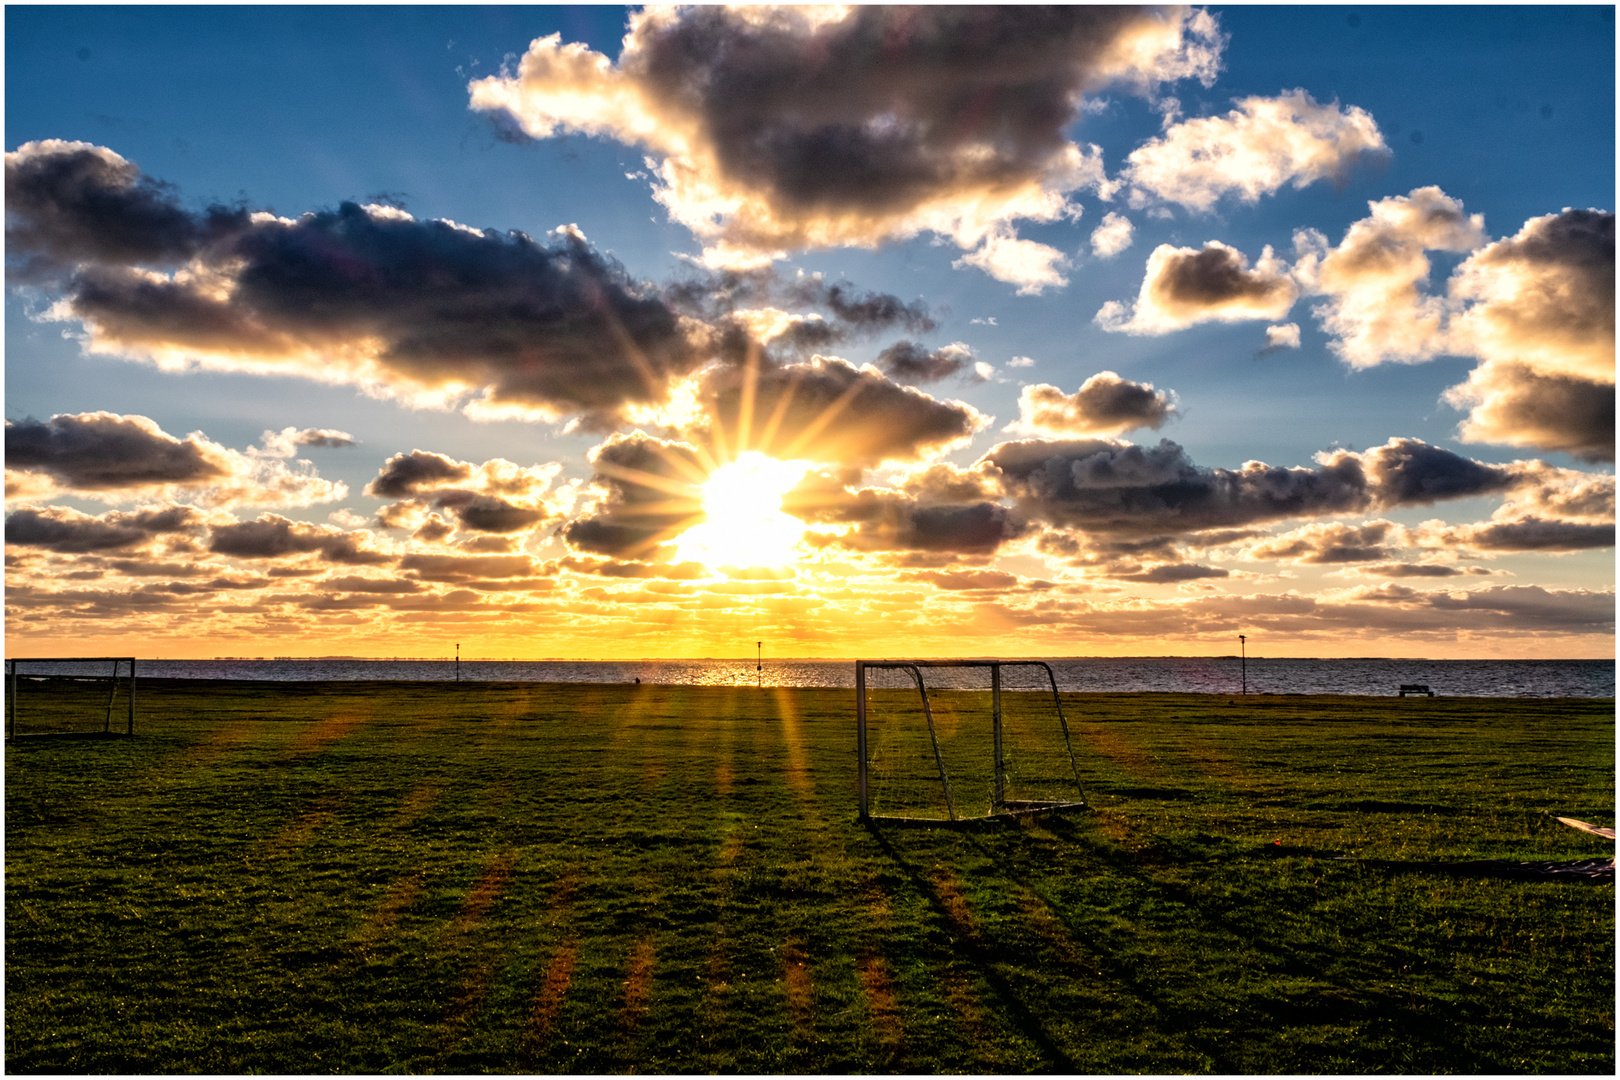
1298;191;1614;460
1089;211;1135;258
1123;88;1389;213
1294;186;1487;368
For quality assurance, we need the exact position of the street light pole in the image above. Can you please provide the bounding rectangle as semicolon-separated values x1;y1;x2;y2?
456;642;460;683
756;640;762;688
1238;634;1246;696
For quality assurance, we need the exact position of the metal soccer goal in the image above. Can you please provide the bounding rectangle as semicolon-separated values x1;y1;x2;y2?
855;659;1086;824
6;657;137;738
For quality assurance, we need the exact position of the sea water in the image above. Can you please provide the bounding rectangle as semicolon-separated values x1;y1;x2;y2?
13;656;1612;698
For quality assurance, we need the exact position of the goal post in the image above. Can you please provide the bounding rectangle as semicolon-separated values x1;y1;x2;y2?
7;657;137;738
856;659;1086;823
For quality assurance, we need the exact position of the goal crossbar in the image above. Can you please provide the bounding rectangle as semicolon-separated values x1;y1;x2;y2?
856;659;1085;823
7;657;137;737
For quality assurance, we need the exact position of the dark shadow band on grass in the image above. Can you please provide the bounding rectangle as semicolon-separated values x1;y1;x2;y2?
1335;857;1614;884
861;817;1077;1072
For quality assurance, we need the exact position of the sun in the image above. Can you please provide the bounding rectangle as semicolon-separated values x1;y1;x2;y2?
672;451;811;572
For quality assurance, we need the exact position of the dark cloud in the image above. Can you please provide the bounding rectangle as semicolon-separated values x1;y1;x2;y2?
8;142;708;424
5;411;231;490
669;269;935;342
1347;438;1520;505
5;504;204;553
697;355;984;466
1010;371;1177;436
471;6;1222;271
875;341;973;383
1359;563;1493;578
785;473;1022;555
1098;241;1296;333
428;491;549;534
562;433;705;559
1446;361;1614;463
1428;517;1615;552
207;514;390;565
5;140;245;278
985;436;1530;537
289;428;356;449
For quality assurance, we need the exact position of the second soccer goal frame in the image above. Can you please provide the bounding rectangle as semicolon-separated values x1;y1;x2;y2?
6;657;137;738
855;659;1086;823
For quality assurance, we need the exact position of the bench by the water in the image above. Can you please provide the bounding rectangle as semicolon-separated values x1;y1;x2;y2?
1398;684;1434;697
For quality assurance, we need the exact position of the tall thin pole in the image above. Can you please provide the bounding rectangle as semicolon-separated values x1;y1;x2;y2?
1239;634;1247;695
756;641;762;688
456;643;460;683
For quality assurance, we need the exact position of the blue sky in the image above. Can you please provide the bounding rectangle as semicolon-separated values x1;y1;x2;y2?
5;6;1613;659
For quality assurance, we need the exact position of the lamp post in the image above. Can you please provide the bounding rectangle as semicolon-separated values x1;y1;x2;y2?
1238;634;1246;696
455;642;460;683
756;640;762;688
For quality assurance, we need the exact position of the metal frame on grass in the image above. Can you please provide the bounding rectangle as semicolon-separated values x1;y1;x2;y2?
856;659;1086;824
7;657;137;738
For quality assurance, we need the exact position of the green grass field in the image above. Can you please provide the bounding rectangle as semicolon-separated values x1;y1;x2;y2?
5;678;1614;1073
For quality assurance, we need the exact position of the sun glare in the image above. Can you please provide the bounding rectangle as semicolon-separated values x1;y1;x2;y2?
672;451;810;571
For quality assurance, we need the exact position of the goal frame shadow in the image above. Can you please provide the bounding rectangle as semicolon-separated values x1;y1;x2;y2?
855;659;1087;825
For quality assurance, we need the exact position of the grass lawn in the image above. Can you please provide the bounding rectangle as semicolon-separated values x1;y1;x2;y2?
5;678;1614;1073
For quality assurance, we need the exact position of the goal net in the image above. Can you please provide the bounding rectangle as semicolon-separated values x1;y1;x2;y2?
7;658;137;737
856;660;1086;823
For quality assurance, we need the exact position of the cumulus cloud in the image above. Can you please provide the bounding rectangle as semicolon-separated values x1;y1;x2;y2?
985;435;1544;537
6;141;708;427
366;450;563;536
667;268;936;357
1417;517;1615;553
5;504;205;553
1006;371;1178;437
1122;89;1388;212
4;140;244;278
253;426;356;458
562;432;706;560
1089;211;1135;258
695;354;987;467
6;411;233;491
1298;194;1614;460
875;341;975;384
1239;520;1404;564
469;6;1224;283
952;226;1071;294
1443;209;1615;461
4;411;346;508
785;470;1022;556
1096;241;1297;333
207;514;391;565
1260;323;1301;354
1294;186;1488;367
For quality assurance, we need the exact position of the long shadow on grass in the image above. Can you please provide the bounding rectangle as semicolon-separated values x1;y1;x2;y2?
949;820;1243;1071
861;820;1076;1071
